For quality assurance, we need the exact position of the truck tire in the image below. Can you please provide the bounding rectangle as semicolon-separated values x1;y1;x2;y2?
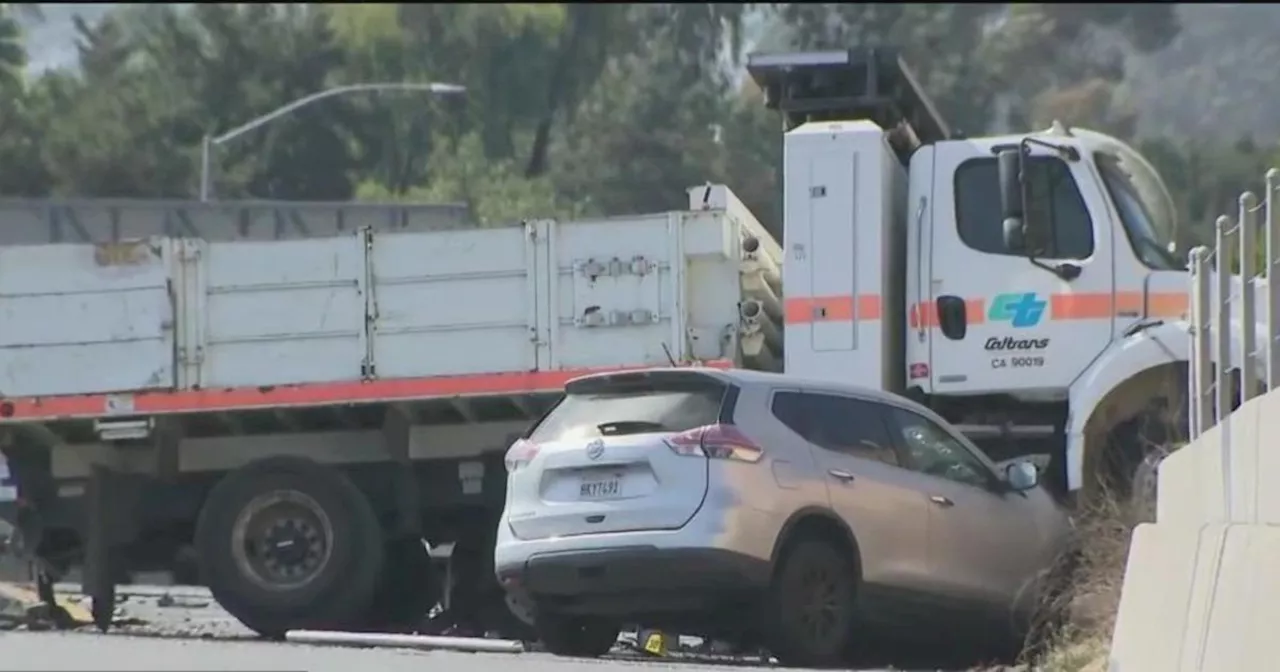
194;456;384;638
363;536;440;632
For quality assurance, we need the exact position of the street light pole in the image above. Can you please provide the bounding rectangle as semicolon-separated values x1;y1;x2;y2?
198;81;466;202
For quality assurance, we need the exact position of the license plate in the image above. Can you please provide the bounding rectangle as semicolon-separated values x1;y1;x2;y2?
579;477;622;499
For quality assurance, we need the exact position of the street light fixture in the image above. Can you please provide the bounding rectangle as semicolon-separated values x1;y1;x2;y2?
198;81;467;202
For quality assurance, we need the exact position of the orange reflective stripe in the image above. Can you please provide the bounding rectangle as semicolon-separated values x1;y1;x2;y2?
0;360;736;423
909;300;985;328
784;294;882;324
1049;293;1114;320
1147;292;1189;319
1050;291;1188;321
909;291;1189;327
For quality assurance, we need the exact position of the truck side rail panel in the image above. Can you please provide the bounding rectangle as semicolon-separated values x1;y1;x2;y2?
368;225;540;380
0;186;782;421
0;239;177;397
194;236;371;389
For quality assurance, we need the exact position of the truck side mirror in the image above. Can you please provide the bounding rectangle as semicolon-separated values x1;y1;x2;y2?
997;149;1026;253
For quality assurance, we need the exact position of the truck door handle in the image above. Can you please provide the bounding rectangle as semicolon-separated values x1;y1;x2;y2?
929;495;954;508
828;469;855;482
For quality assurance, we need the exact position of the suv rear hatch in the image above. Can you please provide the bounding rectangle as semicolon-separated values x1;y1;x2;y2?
504;369;736;540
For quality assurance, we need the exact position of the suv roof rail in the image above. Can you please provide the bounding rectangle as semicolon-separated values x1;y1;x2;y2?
747;47;953;156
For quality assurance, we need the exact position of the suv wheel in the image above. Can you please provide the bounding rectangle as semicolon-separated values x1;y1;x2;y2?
536;612;619;658
767;539;857;667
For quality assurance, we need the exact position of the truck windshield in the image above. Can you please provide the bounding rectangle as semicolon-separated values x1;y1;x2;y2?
1094;151;1180;271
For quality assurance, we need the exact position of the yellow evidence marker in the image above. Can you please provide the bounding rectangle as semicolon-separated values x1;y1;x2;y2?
640;628;670;656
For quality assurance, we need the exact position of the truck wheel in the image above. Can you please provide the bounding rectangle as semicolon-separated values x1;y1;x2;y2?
194;456;383;638
766;539;858;668
536;611;620;657
363;536;440;632
1103;401;1185;522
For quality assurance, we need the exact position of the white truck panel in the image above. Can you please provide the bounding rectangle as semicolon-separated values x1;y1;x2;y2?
549;213;681;371
370;227;538;379
783;121;907;392
0;192;783;413
0;240;176;397
199;236;369;388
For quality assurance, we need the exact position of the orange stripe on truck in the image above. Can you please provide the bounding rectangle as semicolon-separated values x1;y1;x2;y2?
0;360;735;423
784;294;882;324
1145;292;1189;319
906;291;1188;327
1049;291;1188;320
1049;293;1115;320
909;299;986;329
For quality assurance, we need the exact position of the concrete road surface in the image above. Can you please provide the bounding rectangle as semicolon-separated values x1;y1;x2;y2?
0;631;870;672
0;583;1014;671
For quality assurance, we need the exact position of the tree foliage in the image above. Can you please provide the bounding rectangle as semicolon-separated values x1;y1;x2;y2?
0;3;1274;244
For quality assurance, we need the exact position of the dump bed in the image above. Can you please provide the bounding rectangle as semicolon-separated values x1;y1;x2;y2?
0;186;781;423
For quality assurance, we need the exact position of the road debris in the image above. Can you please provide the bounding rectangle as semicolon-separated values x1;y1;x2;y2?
285;629;525;653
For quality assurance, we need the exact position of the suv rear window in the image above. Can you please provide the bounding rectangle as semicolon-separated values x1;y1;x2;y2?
529;372;729;442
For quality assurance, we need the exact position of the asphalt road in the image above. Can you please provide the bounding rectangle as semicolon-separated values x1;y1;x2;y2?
0;631;809;672
0;583;1018;672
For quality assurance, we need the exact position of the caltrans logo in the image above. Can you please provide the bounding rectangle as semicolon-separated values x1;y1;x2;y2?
989;292;1047;328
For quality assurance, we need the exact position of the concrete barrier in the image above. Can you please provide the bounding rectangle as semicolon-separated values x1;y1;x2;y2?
1155;388;1280;525
1111;175;1280;671
1111;523;1280;671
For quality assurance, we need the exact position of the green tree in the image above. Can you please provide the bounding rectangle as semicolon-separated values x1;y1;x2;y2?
0;4;27;90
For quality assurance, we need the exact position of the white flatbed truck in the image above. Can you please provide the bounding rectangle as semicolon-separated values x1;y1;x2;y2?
0;48;1253;636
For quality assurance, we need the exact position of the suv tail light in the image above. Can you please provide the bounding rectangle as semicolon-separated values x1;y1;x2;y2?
504;439;540;473
664;424;763;463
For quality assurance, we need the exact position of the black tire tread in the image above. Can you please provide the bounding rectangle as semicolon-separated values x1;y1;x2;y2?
766;538;857;668
194;456;383;638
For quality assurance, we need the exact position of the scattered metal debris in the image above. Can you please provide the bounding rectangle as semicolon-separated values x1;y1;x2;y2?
284;629;525;653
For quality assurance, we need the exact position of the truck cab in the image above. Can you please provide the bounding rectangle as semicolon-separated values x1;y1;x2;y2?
749;48;1197;499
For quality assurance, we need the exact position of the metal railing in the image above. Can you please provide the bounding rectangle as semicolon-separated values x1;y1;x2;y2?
1188;169;1280;517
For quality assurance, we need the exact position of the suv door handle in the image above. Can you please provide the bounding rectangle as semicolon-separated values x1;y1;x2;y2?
828;469;856;482
929;495;954;508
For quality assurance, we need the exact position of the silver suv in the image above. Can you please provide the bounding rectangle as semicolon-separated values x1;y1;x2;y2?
494;367;1073;666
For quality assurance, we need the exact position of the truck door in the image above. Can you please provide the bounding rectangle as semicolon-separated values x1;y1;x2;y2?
925;142;1117;395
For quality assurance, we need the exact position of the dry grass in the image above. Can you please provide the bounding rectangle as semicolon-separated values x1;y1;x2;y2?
1031;491;1148;672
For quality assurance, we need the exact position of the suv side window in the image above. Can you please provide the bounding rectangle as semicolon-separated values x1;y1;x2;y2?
888;408;992;489
955;156;1094;259
771;391;901;467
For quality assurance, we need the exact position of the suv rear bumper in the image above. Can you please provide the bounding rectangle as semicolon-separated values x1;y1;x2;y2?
497;546;771;617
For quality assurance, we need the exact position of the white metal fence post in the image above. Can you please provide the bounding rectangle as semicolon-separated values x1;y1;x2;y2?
1214;215;1235;426
1214;215;1236;519
1190;246;1212;440
1267;169;1280;389
1240;193;1259;404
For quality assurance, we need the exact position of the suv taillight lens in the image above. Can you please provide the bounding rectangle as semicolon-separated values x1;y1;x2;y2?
504;438;540;473
664;424;763;463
